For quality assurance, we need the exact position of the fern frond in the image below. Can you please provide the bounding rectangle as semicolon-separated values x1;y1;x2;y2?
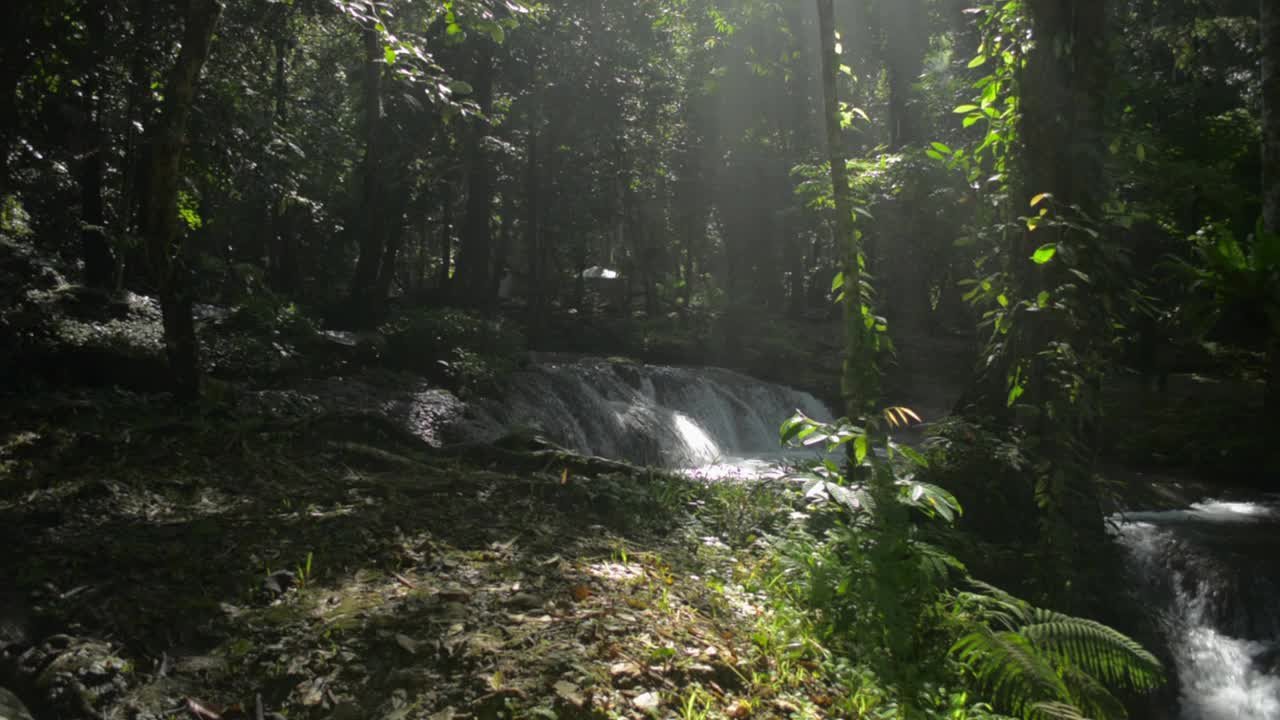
953;626;1069;718
953;581;1166;720
1022;612;1164;691
1029;701;1091;720
1059;664;1128;720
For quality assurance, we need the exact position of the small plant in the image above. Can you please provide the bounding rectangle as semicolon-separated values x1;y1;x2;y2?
296;551;314;588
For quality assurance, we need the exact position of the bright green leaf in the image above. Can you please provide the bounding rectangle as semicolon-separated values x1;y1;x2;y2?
1031;245;1058;264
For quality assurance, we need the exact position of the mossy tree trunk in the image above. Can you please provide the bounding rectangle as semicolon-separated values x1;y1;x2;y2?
141;0;223;403
1016;0;1110;609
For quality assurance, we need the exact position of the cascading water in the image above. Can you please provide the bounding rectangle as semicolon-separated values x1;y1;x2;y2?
1114;498;1280;719
462;358;832;467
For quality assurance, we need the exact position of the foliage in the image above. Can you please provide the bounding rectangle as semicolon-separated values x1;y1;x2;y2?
951;581;1164;720
381;308;524;393
1176;220;1280;342
771;412;1162;720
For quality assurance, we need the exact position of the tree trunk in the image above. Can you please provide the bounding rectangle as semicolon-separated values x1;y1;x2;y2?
524;127;545;343
1264;0;1280;412
79;69;116;289
817;0;872;422
438;180;454;290
348;23;386;324
141;0;223;403
456;41;496;305
267;28;293;292
1263;0;1279;236
881;0;927;149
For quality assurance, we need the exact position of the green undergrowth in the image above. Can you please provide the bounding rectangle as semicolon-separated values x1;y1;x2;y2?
0;390;1166;720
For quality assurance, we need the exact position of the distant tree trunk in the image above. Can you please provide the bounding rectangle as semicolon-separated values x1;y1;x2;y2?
267;26;294;293
881;0;927;149
348;23;386;324
140;0;223;403
1264;0;1279;411
487;189;514;312
122;0;155;241
0;12;33;197
456;41;496;306
438;180;454;290
79;65;116;289
525;127;547;343
1264;0;1279;237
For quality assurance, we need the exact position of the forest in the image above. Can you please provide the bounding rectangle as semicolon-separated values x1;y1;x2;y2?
1;0;1278;718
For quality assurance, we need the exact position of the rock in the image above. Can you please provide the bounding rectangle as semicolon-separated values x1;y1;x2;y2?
631;690;660;712
261;570;297;598
0;688;35;720
18;635;130;718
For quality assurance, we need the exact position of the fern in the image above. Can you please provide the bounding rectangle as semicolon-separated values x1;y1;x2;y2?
951;582;1165;720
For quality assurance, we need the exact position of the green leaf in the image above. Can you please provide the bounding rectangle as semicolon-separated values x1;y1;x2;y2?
1036;291;1050;308
930;141;953;155
1031;245;1058;264
968;55;987;69
1030;193;1050;207
926;149;945;161
854;435;868;464
954;104;980;114
997;293;1009;308
384;46;396;65
831;271;845;293
1007;384;1025;407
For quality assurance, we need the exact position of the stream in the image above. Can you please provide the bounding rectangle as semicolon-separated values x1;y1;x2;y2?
467;359;1280;719
1115;498;1280;719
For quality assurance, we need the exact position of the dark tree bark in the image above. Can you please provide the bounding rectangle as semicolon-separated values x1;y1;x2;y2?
78;13;116;291
524;126;545;342
1264;0;1279;236
438;179;454;290
140;0;223;402
455;41;496;305
881;0;927;149
1011;0;1111;612
1263;0;1280;411
816;0;871;421
348;23;387;324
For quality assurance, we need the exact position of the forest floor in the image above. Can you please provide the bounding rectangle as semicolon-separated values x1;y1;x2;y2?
0;388;848;720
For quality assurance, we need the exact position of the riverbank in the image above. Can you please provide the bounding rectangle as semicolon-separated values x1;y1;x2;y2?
0;385;864;720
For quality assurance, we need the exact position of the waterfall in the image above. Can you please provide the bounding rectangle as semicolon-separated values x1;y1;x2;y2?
1114;498;1280;719
462;359;833;467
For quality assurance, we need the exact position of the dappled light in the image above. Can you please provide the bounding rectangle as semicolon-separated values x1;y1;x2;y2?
2;0;1279;718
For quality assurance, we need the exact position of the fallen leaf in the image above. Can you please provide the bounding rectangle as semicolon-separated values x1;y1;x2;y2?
183;698;223;720
553;680;585;707
632;691;661;711
395;634;420;655
569;585;592;602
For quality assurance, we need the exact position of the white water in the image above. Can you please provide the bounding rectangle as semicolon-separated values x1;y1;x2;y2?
464;359;832;467
1115;499;1280;719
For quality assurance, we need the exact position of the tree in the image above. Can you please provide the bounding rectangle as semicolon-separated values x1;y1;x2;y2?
140;0;224;402
1263;0;1280;412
